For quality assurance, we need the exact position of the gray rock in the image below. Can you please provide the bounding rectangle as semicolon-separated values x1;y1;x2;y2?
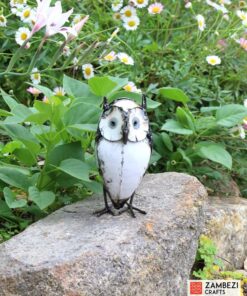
204;196;247;269
244;258;247;271
0;173;207;296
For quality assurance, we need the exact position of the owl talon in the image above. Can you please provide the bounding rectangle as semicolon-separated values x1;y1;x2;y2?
93;207;115;217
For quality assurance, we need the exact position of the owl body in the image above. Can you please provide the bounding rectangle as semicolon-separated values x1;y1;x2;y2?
96;97;152;213
97;138;151;207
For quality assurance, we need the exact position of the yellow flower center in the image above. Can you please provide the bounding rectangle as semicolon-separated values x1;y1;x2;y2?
0;16;5;22
114;13;121;20
21;32;28;40
121;57;129;63
56;91;63;96
128;20;136;27
125;10;132;17
85;68;91;75
244;117;247;122
124;85;132;92
152;6;161;13
209;58;216;65
14;0;25;3
23;10;30;18
239;1;245;7
137;0;144;3
105;54;114;61
198;20;204;27
33;73;40;80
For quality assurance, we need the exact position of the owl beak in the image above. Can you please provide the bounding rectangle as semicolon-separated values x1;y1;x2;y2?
122;114;129;145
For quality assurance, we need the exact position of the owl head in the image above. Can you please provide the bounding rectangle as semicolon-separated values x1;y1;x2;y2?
98;96;150;144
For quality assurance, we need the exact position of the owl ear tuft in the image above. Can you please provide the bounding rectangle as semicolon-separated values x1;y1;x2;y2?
102;96;109;111
142;94;147;110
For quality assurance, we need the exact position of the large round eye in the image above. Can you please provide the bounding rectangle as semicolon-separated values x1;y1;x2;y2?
109;117;118;129
132;117;140;129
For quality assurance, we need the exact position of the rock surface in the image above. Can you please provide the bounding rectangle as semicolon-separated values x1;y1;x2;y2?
0;173;207;296
204;196;247;269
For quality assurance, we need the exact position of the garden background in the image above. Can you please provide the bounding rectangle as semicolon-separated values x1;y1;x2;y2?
0;0;247;277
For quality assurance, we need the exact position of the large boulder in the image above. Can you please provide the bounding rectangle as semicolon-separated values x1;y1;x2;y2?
204;196;247;269
0;173;207;296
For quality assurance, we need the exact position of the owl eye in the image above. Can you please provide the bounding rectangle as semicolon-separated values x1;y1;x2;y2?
132;117;140;129
109;117;118;129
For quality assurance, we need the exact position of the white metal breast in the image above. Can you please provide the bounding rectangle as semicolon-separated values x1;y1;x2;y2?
97;138;151;202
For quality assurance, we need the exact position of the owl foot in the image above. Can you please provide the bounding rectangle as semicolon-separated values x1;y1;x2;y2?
93;207;115;217
119;203;147;218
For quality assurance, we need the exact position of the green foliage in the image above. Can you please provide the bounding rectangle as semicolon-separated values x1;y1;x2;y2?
193;235;247;285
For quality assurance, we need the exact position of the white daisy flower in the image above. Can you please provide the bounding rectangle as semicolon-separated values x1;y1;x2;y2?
31;68;41;84
120;6;137;20
117;52;134;65
239;126;246;139
206;0;228;13
112;0;123;12
185;2;192;8
72;14;81;26
244;99;247;108
196;14;206;31
104;51;117;61
53;87;65;96
132;0;149;9
82;64;94;79
10;0;26;7
206;55;221;66
15;27;31;46
123;16;140;30
148;3;164;15
237;10;247;22
0;15;7;27
18;6;36;24
123;82;138;92
218;0;231;4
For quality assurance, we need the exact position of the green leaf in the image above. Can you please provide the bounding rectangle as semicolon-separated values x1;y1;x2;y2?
14;148;37;166
47;142;84;168
25;112;50;124
0;88;19;110
4;104;33;124
109;91;161;109
88;76;117;96
176;107;195;131
161;132;173;152
195;142;232;169
161;119;194;135
0;166;31;190
0;123;40;153
68;124;97;132
0;109;12;117
2;140;23;153
63;102;101;126
0;200;19;221
57;158;90;182
4;187;27;208
216;104;247;128
28;186;55;210
63;75;101;105
159;87;190;104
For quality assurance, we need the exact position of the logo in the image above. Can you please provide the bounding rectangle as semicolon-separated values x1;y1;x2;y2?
188;280;241;296
190;282;202;295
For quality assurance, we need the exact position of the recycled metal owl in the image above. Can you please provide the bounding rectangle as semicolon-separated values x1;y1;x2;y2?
95;95;152;218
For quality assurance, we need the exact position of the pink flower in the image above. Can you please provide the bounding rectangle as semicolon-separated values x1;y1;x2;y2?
31;0;73;38
31;0;52;35
239;38;247;51
45;1;73;37
60;15;89;41
27;87;42;95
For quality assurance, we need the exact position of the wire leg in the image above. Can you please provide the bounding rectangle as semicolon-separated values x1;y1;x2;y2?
94;186;114;217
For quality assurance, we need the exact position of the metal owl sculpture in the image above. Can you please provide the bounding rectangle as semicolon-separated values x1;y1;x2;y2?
95;95;152;218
